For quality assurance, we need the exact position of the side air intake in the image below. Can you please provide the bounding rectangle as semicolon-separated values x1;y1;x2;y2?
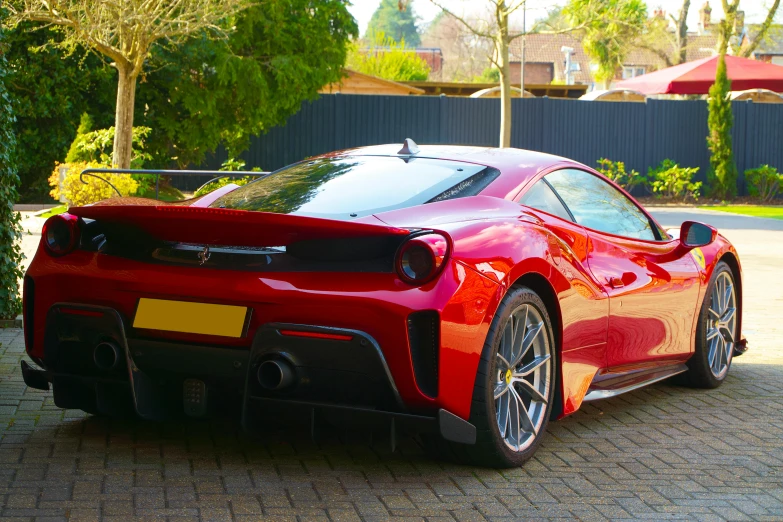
407;310;440;398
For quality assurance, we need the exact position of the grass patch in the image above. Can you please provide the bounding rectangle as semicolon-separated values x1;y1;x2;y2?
38;205;67;218
701;205;783;220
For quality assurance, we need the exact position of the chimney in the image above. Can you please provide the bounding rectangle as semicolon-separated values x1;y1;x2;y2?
735;10;745;33
653;8;666;19
699;2;712;34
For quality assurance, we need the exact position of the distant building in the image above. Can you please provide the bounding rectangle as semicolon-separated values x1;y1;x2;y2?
414;48;444;77
508;6;720;91
620;35;718;80
508;33;593;85
743;25;783;66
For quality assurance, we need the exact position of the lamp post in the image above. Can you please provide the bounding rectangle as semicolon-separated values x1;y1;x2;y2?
520;2;526;96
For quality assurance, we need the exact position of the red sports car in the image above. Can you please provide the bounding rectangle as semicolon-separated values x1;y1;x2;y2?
22;140;745;467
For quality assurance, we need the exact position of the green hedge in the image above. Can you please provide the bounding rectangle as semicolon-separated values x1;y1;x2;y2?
0;23;24;320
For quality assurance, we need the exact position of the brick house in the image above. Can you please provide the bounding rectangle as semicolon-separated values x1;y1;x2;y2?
507;24;717;90
414;48;444;77
508;33;593;86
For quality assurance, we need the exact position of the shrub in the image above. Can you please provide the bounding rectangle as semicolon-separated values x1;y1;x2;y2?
65;121;161;197
0;41;24;320
648;160;702;201
745;165;782;202
346;32;430;81
66;123;152;168
596;158;646;192
48;161;140;207
194;158;261;197
476;67;500;83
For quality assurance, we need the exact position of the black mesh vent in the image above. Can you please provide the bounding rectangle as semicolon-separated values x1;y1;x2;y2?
23;276;34;351
407;310;440;398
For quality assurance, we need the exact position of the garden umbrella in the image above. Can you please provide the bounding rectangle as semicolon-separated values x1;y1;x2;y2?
615;55;783;95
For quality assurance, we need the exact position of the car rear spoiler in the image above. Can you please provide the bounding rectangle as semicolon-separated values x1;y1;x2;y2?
67;205;412;247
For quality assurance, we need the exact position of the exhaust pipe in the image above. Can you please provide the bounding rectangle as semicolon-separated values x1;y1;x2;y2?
258;359;295;390
93;341;121;371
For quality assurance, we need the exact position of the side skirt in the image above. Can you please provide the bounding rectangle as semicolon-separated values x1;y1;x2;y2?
582;363;688;402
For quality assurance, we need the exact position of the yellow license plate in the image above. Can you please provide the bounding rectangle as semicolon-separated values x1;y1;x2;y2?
133;298;248;338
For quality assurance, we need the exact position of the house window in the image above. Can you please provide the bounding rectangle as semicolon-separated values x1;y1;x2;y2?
622;66;646;79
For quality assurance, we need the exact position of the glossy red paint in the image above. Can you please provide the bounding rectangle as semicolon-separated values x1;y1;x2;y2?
23;144;743;426
585;231;701;368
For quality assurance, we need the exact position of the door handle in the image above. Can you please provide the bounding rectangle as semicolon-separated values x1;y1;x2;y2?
607;276;625;288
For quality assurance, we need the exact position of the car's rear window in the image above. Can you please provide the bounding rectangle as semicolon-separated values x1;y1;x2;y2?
210;156;498;219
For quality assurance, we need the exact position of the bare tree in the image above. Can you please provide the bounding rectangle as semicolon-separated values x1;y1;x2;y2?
426;1;566;148
7;0;251;169
637;0;690;68
710;0;780;57
673;0;691;64
422;1;616;148
736;0;781;57
420;12;494;81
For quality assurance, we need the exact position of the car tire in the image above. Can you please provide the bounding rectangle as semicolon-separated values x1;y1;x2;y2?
682;261;738;389
424;286;557;468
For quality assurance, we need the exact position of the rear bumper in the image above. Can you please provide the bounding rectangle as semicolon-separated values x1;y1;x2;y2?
23;302;476;444
25;250;502;419
22;360;475;444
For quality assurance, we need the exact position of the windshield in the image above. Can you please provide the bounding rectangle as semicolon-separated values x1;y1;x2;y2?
210;156;498;219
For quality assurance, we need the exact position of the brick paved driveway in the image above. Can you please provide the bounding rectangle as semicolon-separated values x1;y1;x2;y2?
1;208;782;521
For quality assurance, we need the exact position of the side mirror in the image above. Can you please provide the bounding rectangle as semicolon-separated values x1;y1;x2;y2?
680;221;717;248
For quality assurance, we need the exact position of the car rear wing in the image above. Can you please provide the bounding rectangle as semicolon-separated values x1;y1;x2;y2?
67;205;412;248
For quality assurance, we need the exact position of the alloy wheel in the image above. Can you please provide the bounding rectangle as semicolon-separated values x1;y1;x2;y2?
707;271;737;379
493;304;552;452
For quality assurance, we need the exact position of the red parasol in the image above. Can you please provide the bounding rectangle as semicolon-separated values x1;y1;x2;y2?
615;55;783;95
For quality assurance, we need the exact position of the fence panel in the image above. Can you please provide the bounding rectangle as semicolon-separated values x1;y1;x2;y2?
195;93;781;196
743;101;783;186
442;96;500;146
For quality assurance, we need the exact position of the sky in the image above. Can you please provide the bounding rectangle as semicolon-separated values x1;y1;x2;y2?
348;0;777;36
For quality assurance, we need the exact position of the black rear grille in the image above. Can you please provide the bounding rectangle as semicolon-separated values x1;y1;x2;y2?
407;311;440;398
23;276;34;351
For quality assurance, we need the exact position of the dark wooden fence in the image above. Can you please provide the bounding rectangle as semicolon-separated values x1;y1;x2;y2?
200;94;783;196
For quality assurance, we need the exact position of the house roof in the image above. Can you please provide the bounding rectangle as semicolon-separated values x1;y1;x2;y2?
623;34;718;67
509;32;719;79
509;33;593;84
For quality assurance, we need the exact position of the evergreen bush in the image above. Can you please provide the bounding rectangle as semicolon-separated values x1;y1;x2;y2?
0;25;24;320
745;165;782;202
706;55;737;200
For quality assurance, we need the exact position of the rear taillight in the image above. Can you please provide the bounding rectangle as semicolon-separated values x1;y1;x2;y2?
395;233;449;285
42;213;80;257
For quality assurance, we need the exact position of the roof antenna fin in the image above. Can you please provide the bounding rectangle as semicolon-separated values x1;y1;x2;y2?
397;138;420;156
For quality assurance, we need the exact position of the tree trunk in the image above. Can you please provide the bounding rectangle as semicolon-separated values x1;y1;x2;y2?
112;64;137;169
674;0;690;65
497;9;511;148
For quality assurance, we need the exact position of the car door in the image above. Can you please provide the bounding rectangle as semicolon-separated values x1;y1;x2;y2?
518;178;609;412
543;169;701;370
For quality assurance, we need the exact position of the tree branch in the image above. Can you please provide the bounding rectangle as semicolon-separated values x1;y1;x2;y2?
427;0;495;39
740;0;781;57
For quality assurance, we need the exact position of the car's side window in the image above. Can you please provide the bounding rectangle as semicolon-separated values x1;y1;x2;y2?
545;169;658;241
518;179;573;222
